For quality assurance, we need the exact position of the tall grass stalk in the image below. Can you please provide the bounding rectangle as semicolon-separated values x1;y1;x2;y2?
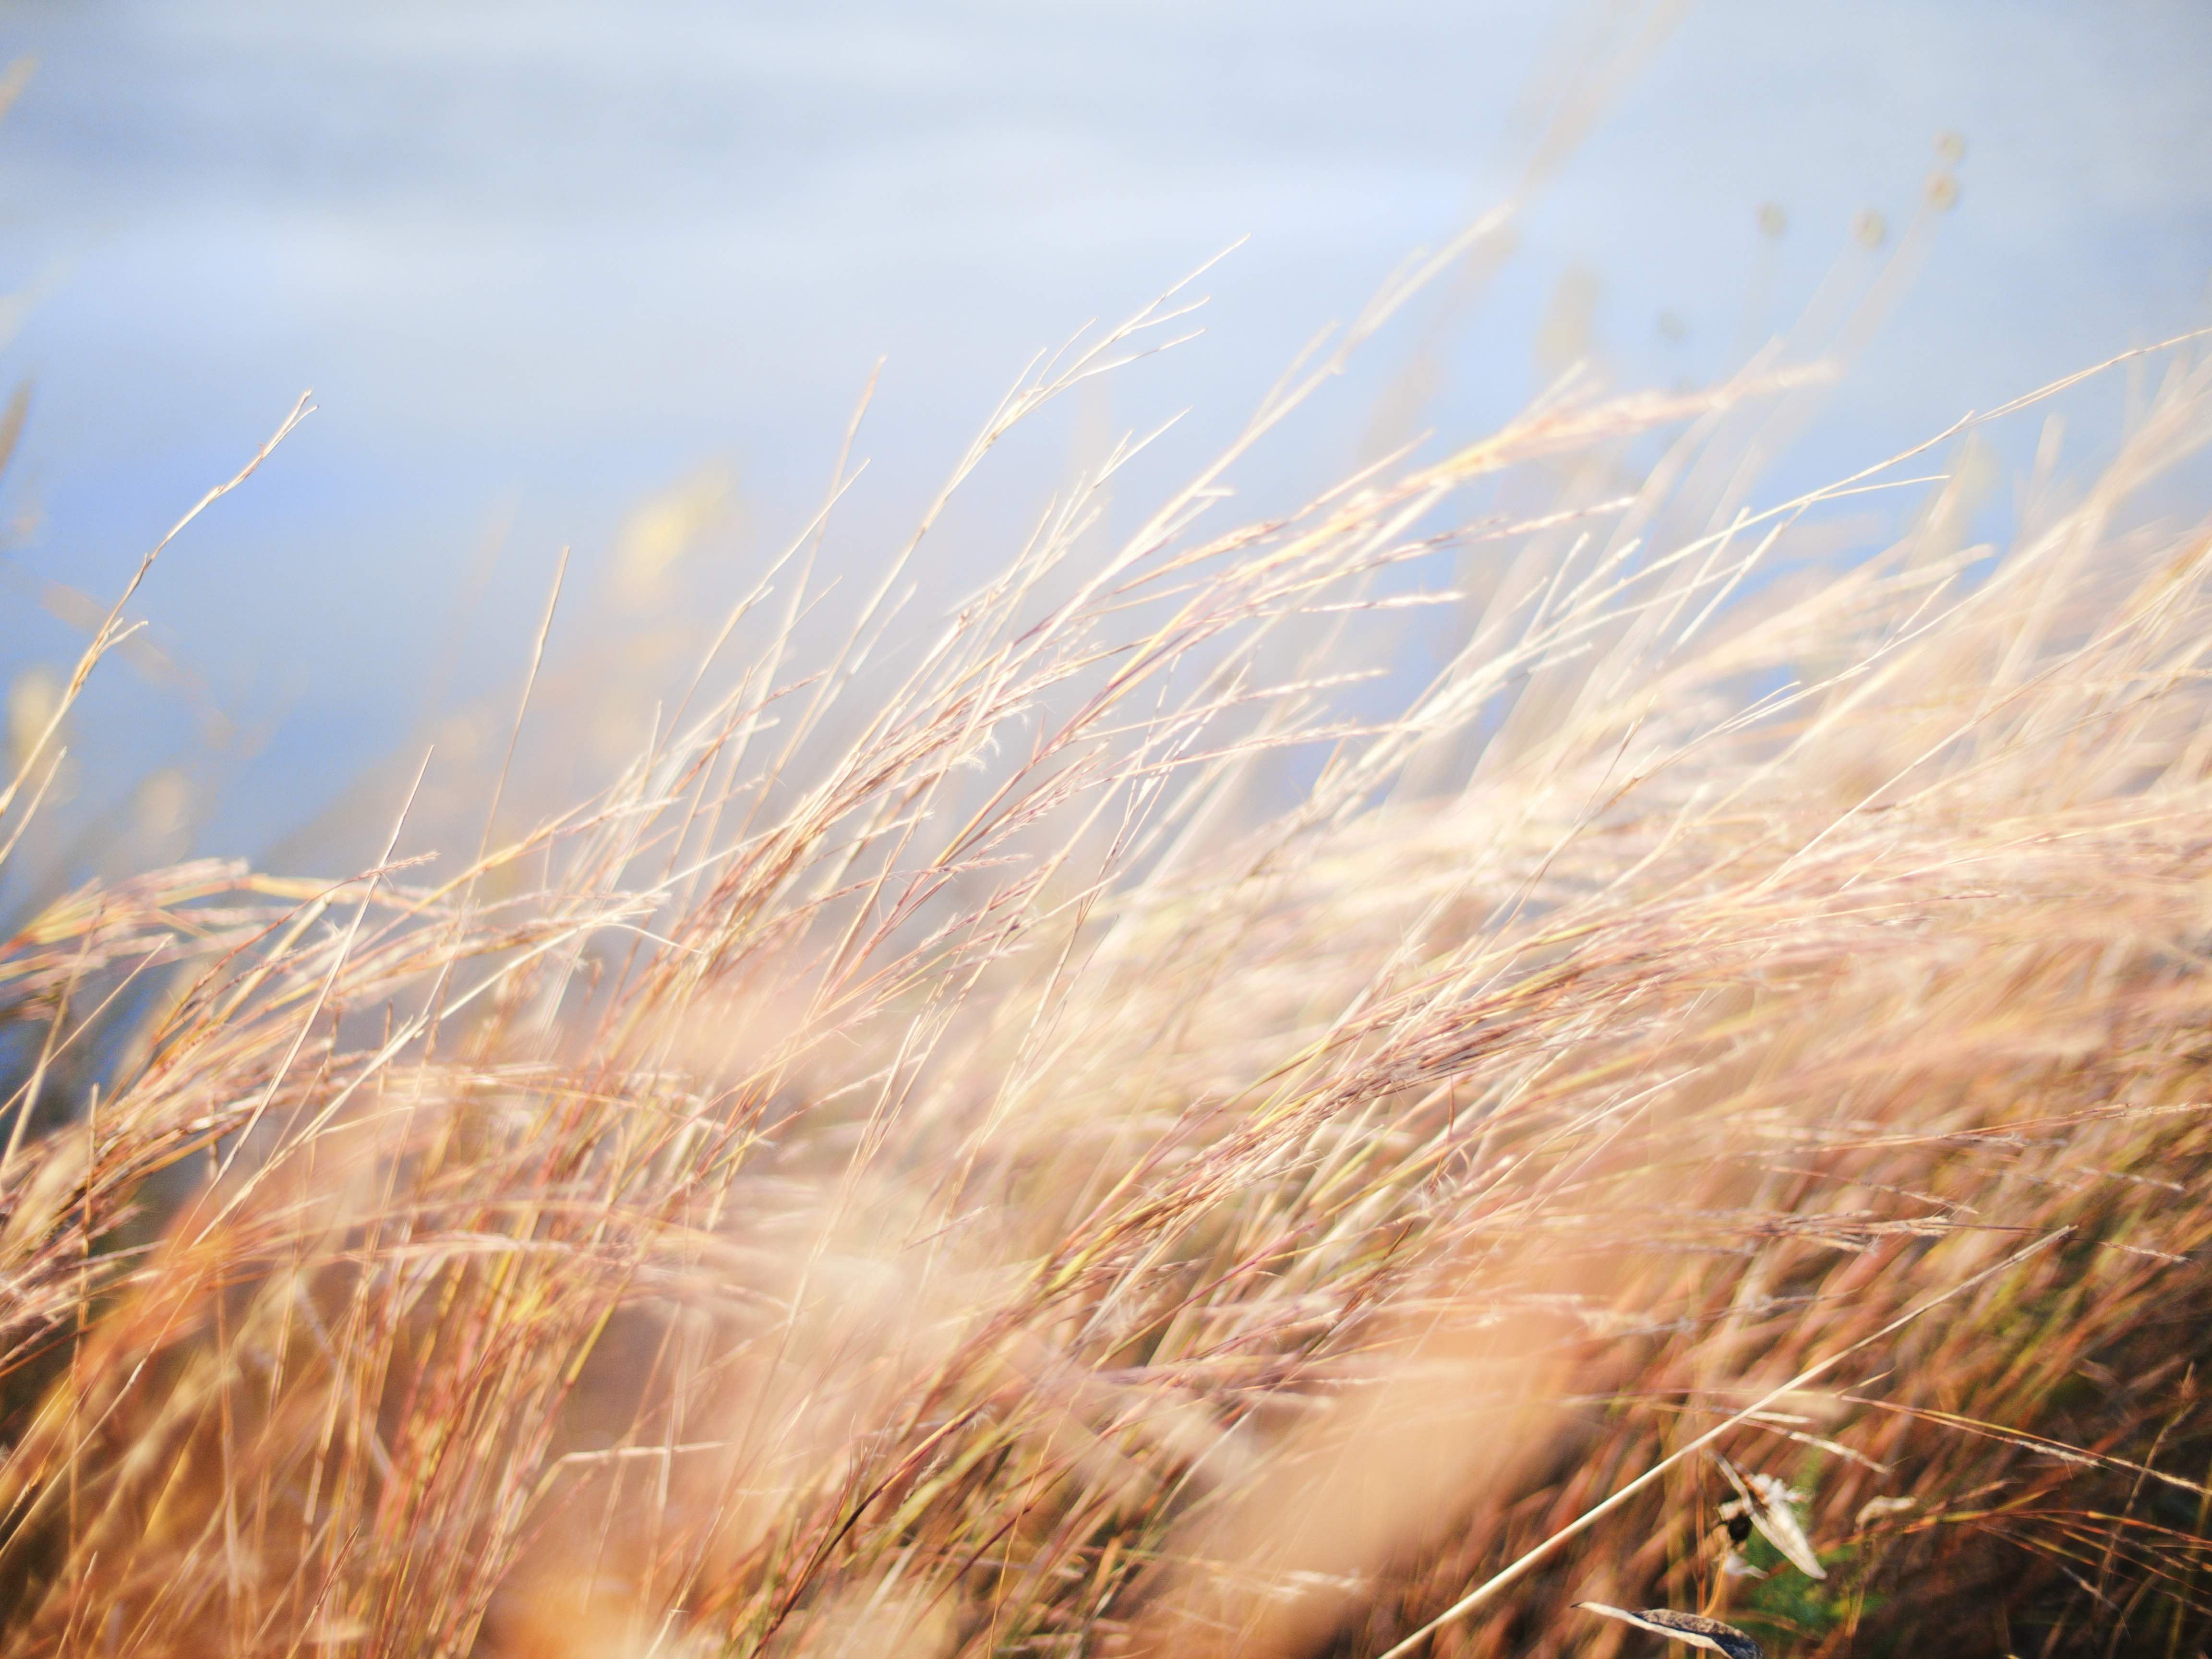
2;231;2211;1659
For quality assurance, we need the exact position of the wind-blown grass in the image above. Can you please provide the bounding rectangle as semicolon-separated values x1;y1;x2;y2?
2;230;2212;1659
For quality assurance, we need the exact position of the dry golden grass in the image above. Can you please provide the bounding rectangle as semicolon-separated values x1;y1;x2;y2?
3;212;2212;1659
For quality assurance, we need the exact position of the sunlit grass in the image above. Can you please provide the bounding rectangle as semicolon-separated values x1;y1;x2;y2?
1;183;2211;1659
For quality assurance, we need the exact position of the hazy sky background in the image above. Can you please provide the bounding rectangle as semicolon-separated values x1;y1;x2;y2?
0;0;2205;867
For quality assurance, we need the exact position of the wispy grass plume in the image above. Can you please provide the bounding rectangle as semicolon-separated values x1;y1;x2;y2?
1;220;2211;1659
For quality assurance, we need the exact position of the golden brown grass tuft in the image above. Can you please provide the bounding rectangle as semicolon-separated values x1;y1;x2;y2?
3;238;2212;1659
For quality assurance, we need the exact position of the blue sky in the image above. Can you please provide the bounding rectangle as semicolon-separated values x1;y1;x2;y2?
0;0;2204;867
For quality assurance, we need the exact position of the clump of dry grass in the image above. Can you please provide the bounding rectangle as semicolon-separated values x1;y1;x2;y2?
2;222;2212;1659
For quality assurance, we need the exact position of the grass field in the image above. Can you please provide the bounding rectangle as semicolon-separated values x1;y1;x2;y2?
3;178;2212;1659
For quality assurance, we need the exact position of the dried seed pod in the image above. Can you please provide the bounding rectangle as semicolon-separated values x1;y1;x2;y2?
1854;1493;1918;1529
1713;1455;1827;1579
1575;1602;1763;1659
1718;1499;1753;1546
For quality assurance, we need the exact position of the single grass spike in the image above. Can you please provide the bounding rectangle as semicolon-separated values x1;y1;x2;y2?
1574;1603;1763;1659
